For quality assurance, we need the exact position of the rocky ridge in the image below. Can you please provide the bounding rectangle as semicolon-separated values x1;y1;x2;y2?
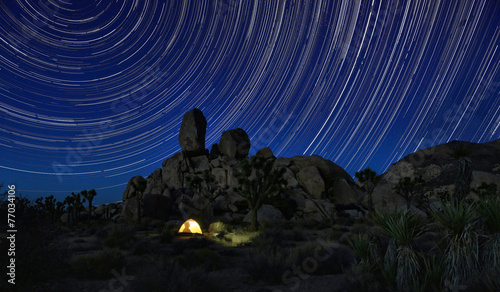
368;139;500;210
121;108;364;225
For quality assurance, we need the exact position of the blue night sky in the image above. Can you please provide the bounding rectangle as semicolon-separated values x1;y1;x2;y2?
0;0;499;205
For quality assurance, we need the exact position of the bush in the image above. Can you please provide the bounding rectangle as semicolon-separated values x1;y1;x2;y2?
103;228;136;249
245;246;298;284
208;221;232;234
71;249;124;279
173;248;222;271
132;260;220;292
295;242;354;275
430;200;479;290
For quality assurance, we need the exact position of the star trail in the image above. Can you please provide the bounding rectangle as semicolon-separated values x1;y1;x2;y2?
0;0;499;204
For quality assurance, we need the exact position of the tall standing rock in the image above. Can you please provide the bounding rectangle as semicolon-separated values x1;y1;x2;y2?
178;108;207;156
219;128;251;159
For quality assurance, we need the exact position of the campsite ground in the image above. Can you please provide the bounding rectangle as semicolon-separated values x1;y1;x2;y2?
10;216;369;291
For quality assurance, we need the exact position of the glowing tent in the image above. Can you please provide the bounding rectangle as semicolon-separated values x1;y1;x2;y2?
178;219;202;235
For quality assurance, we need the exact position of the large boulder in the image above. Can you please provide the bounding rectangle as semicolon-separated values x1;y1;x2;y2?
243;204;285;223
162;152;188;189
296;166;325;199
178;108;207;156
331;178;359;205
122;196;139;222
371;139;500;210
122;176;147;201
190;155;210;173
219;128;251;159
256;147;275;159
144;168;168;197
143;194;172;220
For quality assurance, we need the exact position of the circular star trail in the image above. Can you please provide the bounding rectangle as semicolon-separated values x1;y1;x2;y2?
0;0;499;204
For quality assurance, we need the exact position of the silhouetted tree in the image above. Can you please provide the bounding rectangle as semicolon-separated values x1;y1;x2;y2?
64;195;75;223
393;176;425;210
235;156;286;231
72;192;86;224
81;189;97;227
355;167;381;211
186;170;219;228
448;144;474;201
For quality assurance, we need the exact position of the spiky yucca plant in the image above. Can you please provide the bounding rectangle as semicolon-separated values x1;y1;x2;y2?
477;194;500;273
370;209;427;291
430;199;478;290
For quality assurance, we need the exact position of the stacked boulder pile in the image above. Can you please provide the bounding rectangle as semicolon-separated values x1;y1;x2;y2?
121;108;365;224
367;139;500;210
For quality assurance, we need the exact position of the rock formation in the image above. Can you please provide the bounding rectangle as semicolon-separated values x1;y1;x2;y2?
120;109;500;225
122;109;362;224
219;128;251;159
178;108;207;156
369;139;500;210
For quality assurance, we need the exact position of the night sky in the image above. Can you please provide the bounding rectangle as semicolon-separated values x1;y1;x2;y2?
0;0;499;205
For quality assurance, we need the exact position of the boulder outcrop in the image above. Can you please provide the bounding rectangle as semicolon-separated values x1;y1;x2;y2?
219;128;251;159
121;109;386;224
370;139;500;210
178;108;207;156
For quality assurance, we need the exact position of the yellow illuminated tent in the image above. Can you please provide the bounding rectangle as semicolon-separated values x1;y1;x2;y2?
178;219;202;235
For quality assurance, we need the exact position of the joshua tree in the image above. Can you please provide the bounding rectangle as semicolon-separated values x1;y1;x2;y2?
186;170;219;228
64;195;75;223
355;167;381;211
235;156;286;231
393;175;425;210
72;192;86;224
448;144;474;201
0;182;7;201
131;179;147;225
81;189;97;228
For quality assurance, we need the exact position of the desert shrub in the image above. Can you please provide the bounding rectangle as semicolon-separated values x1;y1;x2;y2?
208;221;233;234
418;254;446;291
103;227;136;249
173;248;222;271
9;223;71;289
370;208;428;291
295;241;354;275
467;266;500;292
132;260;220;292
477;195;500;274
430;199;479;290
245;245;298;284
70;249;124;279
251;229;291;248
132;239;158;255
